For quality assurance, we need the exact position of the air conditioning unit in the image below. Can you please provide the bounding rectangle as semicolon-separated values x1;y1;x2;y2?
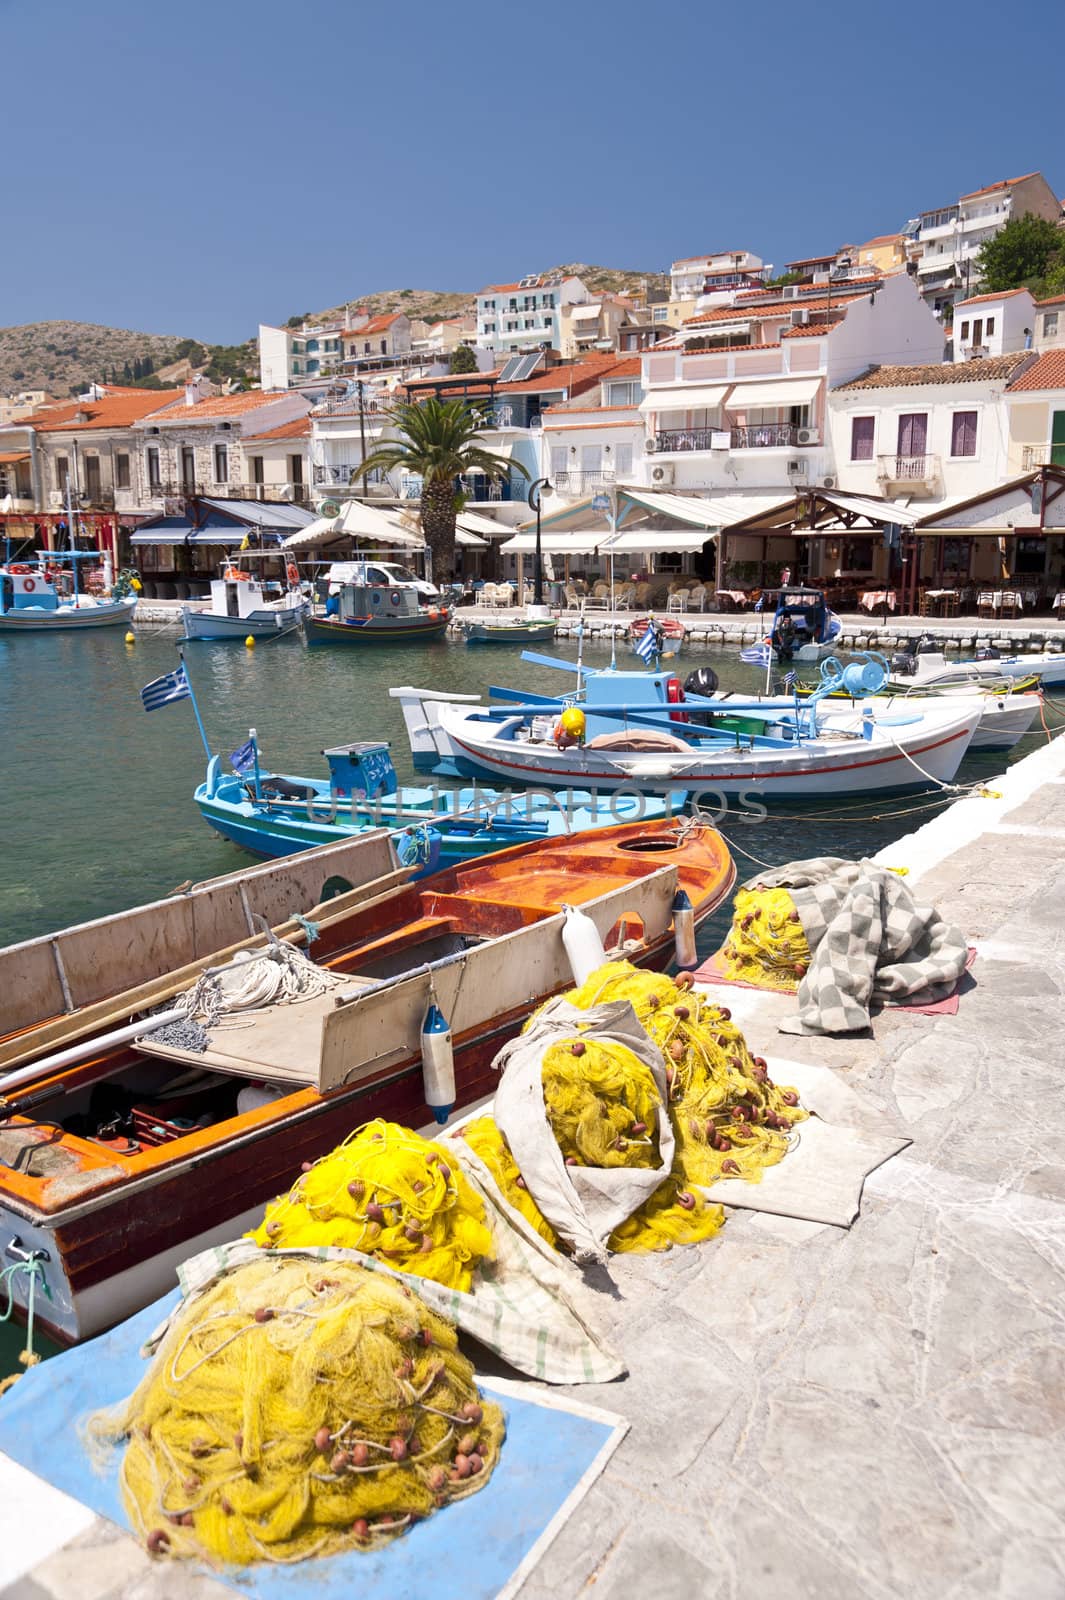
795;427;820;445
781;286;801;300
650;463;674;486
786;459;808;476
821;475;837;489
644;437;656;454
790;308;810;326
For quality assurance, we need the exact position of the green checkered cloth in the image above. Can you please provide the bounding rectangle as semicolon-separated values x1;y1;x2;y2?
158;1155;623;1386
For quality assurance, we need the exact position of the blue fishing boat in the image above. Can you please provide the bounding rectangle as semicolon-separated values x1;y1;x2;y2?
194;737;683;865
745;586;842;664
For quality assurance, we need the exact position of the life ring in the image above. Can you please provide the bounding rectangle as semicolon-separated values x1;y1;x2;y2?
8;563;31;574
224;569;251;582
23;577;36;592
285;562;299;588
390;590;401;606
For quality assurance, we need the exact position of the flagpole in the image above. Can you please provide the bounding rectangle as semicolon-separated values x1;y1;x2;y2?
249;727;262;801
177;646;212;762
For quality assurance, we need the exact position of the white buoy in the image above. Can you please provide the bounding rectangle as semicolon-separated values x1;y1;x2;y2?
421;1000;455;1124
562;902;607;985
672;888;698;970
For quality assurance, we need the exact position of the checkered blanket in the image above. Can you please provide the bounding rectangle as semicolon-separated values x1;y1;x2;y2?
749;857;969;1035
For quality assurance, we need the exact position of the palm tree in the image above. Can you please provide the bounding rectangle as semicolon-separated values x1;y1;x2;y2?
355;397;528;579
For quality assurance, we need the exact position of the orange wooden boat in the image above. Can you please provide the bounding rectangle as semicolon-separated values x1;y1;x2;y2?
0;819;733;1344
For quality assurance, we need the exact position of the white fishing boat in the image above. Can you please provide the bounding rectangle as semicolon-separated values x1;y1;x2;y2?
0;562;137;631
393;661;983;801
888;642;1065;692
181;562;307;641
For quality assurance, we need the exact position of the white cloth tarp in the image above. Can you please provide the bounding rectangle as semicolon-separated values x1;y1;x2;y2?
569;305;602;322
816;490;918;529
601;527;713;554
337;499;424;546
725;377;823;409
638;384;729;413
457;509;512;537
618;487;792;530
500;531;604;554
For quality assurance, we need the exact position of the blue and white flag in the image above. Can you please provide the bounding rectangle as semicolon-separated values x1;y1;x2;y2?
634;623;658;664
740;640;771;667
783;669;797;690
140;663;191;713
230;737;257;775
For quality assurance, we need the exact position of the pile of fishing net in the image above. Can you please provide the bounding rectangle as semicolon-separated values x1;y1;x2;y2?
463;960;805;1257
247;1120;493;1293
717;886;811;990
92;1256;504;1565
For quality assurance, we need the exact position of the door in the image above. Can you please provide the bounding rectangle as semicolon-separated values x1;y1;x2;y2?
1051;410;1065;468
897;413;927;468
181;448;196;492
580;444;602;490
289;454;304;500
83;456;101;502
226;582;240;618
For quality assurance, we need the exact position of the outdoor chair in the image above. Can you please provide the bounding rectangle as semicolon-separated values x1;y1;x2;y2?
688;584;707;612
666;589;690;614
976;590;995;618
617;582;636;609
478;582;499;608
563;582;582;610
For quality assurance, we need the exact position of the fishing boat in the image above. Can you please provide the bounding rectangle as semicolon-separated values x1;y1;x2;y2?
629;615;685;660
462;617;557;646
194;736;683;864
0;819;733;1343
306;578;449;645
746;586;842;664
886;639;1065;692
392;656;983;800
181;562;307;641
0;560;137;631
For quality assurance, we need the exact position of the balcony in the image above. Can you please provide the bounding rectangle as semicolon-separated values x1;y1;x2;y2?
875;453;941;496
550;470;617;495
654;427;724;453
1022;444;1051;470
730;424;804;450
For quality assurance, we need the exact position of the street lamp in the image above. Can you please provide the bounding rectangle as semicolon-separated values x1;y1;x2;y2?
527;476;551;606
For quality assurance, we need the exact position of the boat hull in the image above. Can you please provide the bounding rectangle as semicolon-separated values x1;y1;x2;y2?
463;621;558;645
307;614;449;645
0;597;137;630
182;603;305;641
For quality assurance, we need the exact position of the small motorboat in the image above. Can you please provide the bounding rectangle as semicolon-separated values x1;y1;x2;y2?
181;563;307;641
194;737;684;864
886;638;1065;692
0;819;734;1343
745;587;842;664
306;577;449;644
462;617;557;646
0;561;137;631
629;614;685;661
393;654;983;801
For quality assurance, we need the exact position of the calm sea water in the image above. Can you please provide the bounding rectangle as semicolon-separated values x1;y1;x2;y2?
0;626;1040;952
0;625;1047;1369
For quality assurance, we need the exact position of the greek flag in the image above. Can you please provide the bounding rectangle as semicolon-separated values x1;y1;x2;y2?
740;640;771;666
229;737;257;775
140;663;191;713
784;669;797;689
634;623;658;664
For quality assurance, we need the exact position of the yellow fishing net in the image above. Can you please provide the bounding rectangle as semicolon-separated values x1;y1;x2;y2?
462;1116;558;1247
717;886;811;989
247;1120;493;1293
91;1257;503;1565
560;961;806;1188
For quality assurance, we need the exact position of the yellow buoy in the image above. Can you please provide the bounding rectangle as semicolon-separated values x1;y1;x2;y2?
124;631;135;645
245;634;256;648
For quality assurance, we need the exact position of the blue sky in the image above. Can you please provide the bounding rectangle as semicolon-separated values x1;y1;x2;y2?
2;0;1059;344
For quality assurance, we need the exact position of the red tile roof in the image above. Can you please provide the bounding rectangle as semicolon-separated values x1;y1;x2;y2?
781;320;842;338
1006;350;1065;391
836;353;1032;390
497;354;631;395
146;391;294;425
959;172;1039;201
685;289;869;327
785;253;838;268
22;389;185;432
242;416;312;442
859;233;904;250
955;288;1031;307
478;276;576;295
1035;293;1065;309
345;314;404;337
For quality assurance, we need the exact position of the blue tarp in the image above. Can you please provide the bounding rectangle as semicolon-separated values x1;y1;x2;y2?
0;1289;622;1600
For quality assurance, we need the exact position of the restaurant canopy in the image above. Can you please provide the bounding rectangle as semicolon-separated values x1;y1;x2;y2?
500;527;711;555
915;467;1065;535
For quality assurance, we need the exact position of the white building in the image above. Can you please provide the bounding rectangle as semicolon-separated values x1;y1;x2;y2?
669;250;768;303
635;271;944;498
258;321;347;389
912;171;1061;317
950;288;1036;361
475;274;588;356
1003;350;1065;473
1033;294;1065;354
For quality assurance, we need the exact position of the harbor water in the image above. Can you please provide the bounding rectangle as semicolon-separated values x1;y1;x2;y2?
0;626;1045;953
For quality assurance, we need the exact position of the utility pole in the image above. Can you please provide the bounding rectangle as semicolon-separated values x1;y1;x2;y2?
357;377;369;496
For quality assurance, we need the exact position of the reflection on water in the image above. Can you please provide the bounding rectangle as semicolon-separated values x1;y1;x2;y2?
0;626;1042;950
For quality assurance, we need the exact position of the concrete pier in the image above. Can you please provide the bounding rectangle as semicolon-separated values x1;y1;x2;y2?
2;736;1064;1598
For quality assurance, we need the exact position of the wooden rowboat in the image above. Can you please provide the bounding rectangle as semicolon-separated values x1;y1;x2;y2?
0;820;734;1345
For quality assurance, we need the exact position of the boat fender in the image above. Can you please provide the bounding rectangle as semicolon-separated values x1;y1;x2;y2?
665;674;689;723
562;902;607;986
555;705;586;748
421;1002;455;1124
672;887;698;970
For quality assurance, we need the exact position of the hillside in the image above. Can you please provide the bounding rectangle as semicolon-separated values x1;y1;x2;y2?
0;321;190;397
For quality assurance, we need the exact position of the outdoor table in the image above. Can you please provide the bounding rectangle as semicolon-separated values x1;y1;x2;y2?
715;590;748;611
1054;592;1065;615
860;590;896;613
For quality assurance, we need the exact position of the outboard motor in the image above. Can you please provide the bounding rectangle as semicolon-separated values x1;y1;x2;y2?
975;645;1001;661
891;649;917;676
683;666;719;698
915;634;939;655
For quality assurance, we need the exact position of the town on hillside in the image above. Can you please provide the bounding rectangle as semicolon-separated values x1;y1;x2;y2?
2;167;1064;612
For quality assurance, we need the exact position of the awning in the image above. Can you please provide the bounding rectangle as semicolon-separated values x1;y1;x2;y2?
725;377;822;409
457;509;511;537
816;490;917;528
455;527;487;547
465;442;515;463
0;452;29;465
617;487;791;529
130;526;193;546
601;528;713;554
500;532;604;555
337;500;423;547
639;384;729;413
569;305;602;321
